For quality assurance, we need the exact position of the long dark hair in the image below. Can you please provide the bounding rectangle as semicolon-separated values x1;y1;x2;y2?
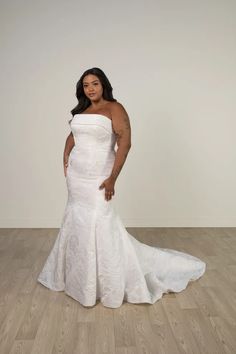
69;67;117;124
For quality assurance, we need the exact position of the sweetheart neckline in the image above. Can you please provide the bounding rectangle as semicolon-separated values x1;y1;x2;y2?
76;113;112;123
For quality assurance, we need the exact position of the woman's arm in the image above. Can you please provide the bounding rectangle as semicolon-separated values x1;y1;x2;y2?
109;102;132;181
63;132;75;176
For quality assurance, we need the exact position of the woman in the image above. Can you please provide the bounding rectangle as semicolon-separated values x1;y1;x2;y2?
37;67;206;308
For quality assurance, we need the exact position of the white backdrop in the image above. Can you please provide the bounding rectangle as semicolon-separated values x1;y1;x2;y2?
1;0;235;227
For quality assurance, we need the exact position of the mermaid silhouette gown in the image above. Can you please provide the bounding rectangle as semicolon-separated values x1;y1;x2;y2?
37;114;206;308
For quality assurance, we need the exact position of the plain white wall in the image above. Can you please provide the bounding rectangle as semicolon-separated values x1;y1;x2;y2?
0;0;235;227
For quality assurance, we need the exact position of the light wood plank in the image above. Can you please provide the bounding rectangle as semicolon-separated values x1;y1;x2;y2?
0;227;235;354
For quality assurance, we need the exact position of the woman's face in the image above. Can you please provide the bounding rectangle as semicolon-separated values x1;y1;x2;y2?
83;74;103;102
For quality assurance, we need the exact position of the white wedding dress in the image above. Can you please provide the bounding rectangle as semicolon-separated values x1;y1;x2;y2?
37;114;206;308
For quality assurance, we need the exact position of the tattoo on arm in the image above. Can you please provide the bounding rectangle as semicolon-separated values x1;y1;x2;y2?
110;149;129;179
111;163;124;179
110;109;131;180
124;115;131;129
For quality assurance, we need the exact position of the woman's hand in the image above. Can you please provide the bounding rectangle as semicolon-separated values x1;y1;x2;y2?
99;176;116;201
63;132;75;177
63;155;69;177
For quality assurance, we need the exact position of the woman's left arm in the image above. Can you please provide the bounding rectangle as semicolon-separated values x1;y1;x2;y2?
99;102;131;201
110;102;132;181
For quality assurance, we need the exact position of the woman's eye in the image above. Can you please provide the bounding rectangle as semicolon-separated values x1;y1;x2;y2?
83;83;99;88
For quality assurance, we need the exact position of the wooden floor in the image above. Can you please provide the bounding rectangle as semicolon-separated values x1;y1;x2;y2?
0;227;235;354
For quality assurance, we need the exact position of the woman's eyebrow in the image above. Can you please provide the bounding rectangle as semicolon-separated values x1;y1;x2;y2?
83;80;99;84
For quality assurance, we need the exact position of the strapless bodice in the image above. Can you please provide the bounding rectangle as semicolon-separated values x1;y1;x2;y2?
68;114;116;178
70;114;116;151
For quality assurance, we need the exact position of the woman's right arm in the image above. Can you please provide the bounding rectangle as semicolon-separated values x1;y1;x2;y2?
63;132;75;177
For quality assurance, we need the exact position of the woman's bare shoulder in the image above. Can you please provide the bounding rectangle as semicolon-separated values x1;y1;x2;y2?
110;101;128;116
